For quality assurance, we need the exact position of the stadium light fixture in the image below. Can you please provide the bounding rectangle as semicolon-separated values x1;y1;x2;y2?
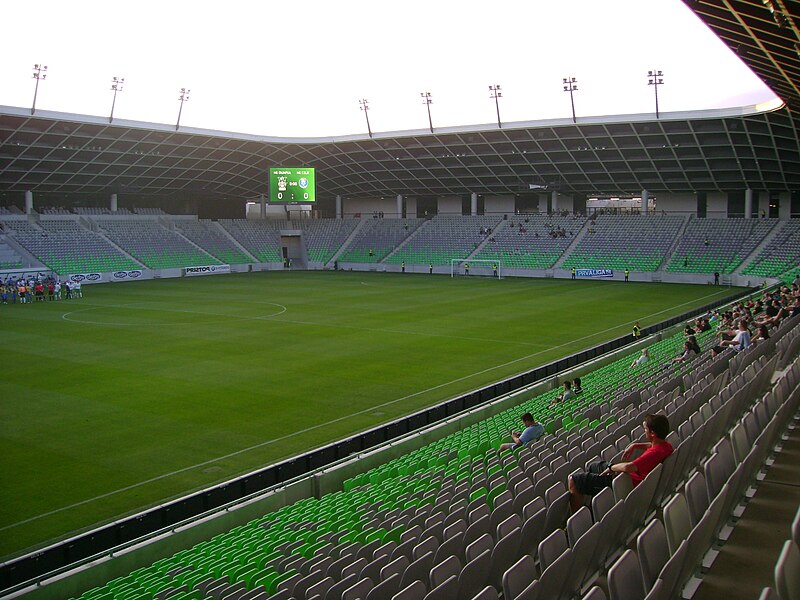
647;69;664;119
176;87;190;131
359;98;372;138
563;76;578;124
489;84;502;128
420;92;434;133
109;76;124;123
31;64;47;115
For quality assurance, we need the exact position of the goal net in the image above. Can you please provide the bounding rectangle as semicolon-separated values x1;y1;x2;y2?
450;259;502;279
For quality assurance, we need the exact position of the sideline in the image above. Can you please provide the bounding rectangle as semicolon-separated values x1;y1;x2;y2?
3;286;733;533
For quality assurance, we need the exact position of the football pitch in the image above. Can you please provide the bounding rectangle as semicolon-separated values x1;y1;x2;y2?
0;271;740;558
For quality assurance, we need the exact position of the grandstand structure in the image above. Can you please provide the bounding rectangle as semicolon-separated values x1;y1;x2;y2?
1;1;800;599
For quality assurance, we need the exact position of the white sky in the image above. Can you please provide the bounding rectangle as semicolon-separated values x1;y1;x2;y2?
0;0;778;138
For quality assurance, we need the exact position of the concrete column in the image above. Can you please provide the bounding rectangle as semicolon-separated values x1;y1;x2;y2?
24;190;33;214
470;192;478;217
745;188;753;219
260;194;266;219
551;190;558;213
641;189;649;215
336;195;342;219
396;194;403;219
110;193;118;212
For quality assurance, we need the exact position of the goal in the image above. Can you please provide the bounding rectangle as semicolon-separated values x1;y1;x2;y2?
450;259;502;279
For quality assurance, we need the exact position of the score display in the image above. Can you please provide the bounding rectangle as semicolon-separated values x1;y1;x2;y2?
269;167;316;203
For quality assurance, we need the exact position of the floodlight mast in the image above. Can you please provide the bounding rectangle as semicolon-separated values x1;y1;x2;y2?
109;76;124;123
31;64;47;115
359;98;372;138
489;84;502;128
563;76;578;124
176;87;190;131
421;92;433;133
648;69;664;119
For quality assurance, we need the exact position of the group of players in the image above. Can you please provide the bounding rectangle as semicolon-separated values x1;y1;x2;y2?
0;275;82;304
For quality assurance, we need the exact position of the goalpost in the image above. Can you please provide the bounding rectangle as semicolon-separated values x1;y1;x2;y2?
450;259;502;279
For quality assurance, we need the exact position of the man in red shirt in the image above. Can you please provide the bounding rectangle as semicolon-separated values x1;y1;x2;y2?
569;413;673;513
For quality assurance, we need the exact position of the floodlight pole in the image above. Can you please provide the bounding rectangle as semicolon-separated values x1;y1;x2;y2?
359;98;372;138
489;84;502;128
421;91;433;133
110;76;124;123
647;69;664;119
563;76;578;124
31;64;47;115
176;87;190;131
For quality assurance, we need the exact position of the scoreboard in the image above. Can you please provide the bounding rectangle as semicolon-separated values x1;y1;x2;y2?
269;167;316;203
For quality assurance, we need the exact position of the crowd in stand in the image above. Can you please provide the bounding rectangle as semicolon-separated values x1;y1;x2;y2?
0;275;82;304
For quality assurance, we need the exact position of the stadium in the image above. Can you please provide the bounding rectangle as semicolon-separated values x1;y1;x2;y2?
1;1;800;599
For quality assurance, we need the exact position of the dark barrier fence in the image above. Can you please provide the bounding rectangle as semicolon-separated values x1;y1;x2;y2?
0;286;755;593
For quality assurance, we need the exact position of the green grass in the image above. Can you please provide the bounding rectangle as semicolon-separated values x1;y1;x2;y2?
0;271;740;559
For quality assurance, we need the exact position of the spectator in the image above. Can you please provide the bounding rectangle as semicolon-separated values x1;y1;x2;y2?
500;413;544;451
569;414;673;513
752;325;770;343
630;348;649;368
572;377;583;394
687;335;701;354
719;320;752;352
551;381;576;406
671;340;699;364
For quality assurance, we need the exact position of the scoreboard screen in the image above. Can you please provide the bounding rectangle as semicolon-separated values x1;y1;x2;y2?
269;167;316;203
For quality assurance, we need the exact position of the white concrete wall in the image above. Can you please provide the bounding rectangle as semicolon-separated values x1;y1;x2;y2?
343;197;399;218
438;196;462;215
484;195;514;216
657;193;696;216
538;195;548;213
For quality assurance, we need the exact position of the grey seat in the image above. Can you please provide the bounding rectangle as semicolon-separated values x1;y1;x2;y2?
381;555;411;582
656;539;688;600
684;472;709;528
423;575;458;600
456;549;492;600
464;515;491;548
538;529;568;573
496;513;523;539
342;557;369;580
365;573;402;600
305;576;335;600
325;574;358;600
591;487;615;521
535;547;573;600
663;493;692;556
607;549;645;600
502;554;536;600
400;550;434;590
391;581;427;600
413;536;439;561
488;526;521;591
342;577;375;600
580;587;607;600
543;489;571;534
636;519;671;590
433;531;466;565
466;533;494;562
774;540;800;600
430;555;461;589
361;554;392;588
469;587;499;600
570;522;604;595
566;506;593;547
519;506;547;559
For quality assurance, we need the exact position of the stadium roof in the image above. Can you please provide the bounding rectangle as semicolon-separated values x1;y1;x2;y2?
0;0;798;201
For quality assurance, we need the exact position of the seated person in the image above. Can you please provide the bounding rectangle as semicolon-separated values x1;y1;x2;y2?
630;348;649;368
719;320;752;353
686;335;701;354
551;381;576;406
568;414;672;513
752;324;770;343
500;413;544;451
671;340;698;364
572;377;582;394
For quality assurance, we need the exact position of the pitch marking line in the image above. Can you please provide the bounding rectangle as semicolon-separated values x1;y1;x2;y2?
3;287;732;532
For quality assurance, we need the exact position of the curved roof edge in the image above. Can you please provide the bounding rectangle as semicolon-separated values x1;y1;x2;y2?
0;98;785;145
